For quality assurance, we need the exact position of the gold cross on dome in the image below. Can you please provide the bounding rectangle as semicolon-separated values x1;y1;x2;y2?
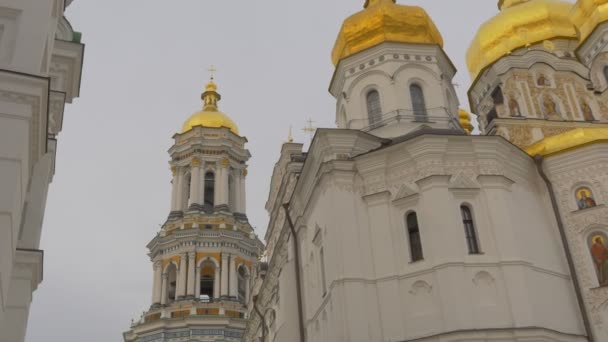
302;118;317;140
208;65;217;80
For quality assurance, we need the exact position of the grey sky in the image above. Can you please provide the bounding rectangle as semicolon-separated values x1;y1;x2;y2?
27;1;498;341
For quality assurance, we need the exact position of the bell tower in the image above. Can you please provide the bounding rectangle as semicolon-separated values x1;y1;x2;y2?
124;76;264;342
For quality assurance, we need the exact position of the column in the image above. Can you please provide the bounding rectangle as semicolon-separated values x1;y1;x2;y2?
152;261;163;305
189;159;201;207
160;272;168;305
177;254;187;299
221;254;229;297
170;167;179;211
244;274;250;304
217;158;229;207
195;266;201;299
229;255;237;297
187;252;196;297
213;267;220;299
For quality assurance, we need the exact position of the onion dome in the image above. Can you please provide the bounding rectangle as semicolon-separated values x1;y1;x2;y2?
466;0;578;80
181;79;239;135
572;0;608;45
331;0;444;66
459;109;474;135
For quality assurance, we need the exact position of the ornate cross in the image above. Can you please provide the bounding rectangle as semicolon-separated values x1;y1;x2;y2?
208;65;217;80
302;118;317;140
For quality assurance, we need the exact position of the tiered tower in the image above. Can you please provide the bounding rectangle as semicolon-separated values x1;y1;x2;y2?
124;77;263;342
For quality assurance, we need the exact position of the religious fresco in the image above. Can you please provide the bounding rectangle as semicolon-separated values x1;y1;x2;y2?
589;232;608;287
537;73;548;86
576;187;598;210
509;97;522;117
542;95;561;120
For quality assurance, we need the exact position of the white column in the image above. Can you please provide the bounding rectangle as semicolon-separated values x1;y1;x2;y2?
195;266;201;299
152;261;162;305
221;254;229;297
214;166;222;206
177;254;187;299
170;167;179;211
160;272;168;305
213;267;220;299
217;158;229;207
189;159;201;207
187;252;196;297
229;256;237;297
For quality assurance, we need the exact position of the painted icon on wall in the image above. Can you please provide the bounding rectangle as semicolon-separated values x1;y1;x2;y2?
589;232;608;287
576;187;597;210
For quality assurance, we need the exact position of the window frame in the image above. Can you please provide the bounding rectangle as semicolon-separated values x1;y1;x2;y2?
460;205;481;255
406;212;424;262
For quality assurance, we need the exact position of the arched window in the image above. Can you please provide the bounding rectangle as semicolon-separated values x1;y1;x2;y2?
166;263;178;303
603;66;608;84
199;261;215;301
204;172;215;207
228;171;236;211
366;90;382;126
406;212;423;262
410;84;428;120
461;205;481;254
238;266;247;302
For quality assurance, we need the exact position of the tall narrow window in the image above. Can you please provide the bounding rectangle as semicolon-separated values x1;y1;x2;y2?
406;212;424;262
603;66;608;84
461;205;481;254
238;266;247;302
319;247;327;295
204;172;215;207
366;90;382;126
228;172;236;211
410;84;427;120
199;262;215;301
183;173;192;207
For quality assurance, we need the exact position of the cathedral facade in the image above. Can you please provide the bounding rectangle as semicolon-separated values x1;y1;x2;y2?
242;0;608;342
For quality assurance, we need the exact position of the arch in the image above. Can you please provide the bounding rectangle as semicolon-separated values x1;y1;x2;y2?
199;259;217;301
405;212;424;262
196;256;220;268
410;83;428;120
204;171;215;207
345;69;393;97
461;204;481;254
392;63;442;82
164;262;178;303
575;186;598;210
366;89;382;126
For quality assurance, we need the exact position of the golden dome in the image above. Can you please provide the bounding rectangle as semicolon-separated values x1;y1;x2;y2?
572;0;608;44
466;0;578;80
331;0;444;66
458;109;474;135
181;80;239;135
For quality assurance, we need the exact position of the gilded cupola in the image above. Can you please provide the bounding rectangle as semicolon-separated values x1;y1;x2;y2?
466;0;578;80
331;0;444;66
181;78;239;135
572;0;608;45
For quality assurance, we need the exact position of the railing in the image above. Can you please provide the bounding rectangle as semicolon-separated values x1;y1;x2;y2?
133;299;248;328
346;107;460;132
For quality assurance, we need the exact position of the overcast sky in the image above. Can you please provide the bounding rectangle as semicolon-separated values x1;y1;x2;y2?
27;1;500;341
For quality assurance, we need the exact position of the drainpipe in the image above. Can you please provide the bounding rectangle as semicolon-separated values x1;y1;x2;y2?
283;203;307;342
253;295;267;342
534;155;595;342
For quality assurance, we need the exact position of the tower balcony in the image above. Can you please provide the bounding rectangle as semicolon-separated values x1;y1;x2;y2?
133;299;248;329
